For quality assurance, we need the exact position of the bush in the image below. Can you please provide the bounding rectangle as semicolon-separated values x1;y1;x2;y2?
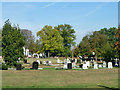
2;63;8;70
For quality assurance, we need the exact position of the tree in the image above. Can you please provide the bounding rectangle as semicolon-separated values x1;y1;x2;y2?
115;26;120;59
101;42;113;62
37;25;63;57
75;27;116;62
2;20;25;67
54;24;76;57
21;29;37;54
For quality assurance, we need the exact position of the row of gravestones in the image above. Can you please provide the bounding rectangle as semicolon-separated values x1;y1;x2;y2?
62;58;115;69
63;61;113;70
17;61;39;70
16;61;114;70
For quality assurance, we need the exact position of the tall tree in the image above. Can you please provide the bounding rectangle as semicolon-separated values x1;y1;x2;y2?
2;20;25;67
55;24;76;57
21;29;37;54
37;25;63;57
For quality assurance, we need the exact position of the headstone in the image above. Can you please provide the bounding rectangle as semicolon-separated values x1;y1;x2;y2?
24;59;27;64
37;60;40;64
82;64;88;69
40;53;42;58
43;61;46;65
98;64;102;68
40;61;42;64
23;47;26;56
79;64;83;68
72;62;76;68
86;61;90;67
46;61;49;65
49;61;52;65
26;49;29;56
74;59;77;64
108;62;113;69
80;59;83;63
64;59;67;64
115;58;118;67
63;63;68;69
67;63;72;69
16;64;22;70
32;62;38;69
67;58;71;63
94;63;98;69
103;61;106;68
57;59;60;63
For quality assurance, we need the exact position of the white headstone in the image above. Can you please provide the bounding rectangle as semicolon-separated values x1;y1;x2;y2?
40;53;42;57
103;61;106;68
108;62;113;69
82;64;88;69
23;47;26;56
26;49;29;56
98;64;102;68
72;62;76;68
115;58;118;66
57;59;60;63
46;61;49;65
81;59;82;63
49;61;52;65
94;64;98;69
67;58;71;63
75;59;77;63
37;60;40;64
43;61;46;65
63;63;68;69
86;61;90;67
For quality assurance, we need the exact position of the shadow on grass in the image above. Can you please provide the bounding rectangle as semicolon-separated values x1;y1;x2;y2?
97;85;119;90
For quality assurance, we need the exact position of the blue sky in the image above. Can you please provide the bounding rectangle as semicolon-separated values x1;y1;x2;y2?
2;2;118;45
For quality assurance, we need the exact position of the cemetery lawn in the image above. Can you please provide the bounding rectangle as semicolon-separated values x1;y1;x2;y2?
2;68;118;88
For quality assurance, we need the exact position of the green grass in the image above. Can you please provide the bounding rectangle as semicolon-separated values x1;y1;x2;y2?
2;58;119;88
2;68;118;88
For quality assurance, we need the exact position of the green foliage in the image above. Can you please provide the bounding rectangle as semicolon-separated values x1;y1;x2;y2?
55;24;76;57
21;29;38;54
2;20;25;67
2;63;8;70
37;24;76;57
37;25;64;57
74;27;118;62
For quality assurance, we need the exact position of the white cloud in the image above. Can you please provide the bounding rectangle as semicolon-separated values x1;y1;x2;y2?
42;2;57;8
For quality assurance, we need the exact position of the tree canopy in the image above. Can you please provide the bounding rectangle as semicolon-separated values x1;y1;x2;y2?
74;27;118;62
37;25;64;57
2;20;25;66
55;24;76;57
